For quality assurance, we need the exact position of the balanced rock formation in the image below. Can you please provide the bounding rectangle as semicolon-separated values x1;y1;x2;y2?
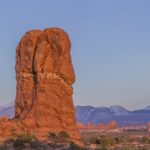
0;28;80;141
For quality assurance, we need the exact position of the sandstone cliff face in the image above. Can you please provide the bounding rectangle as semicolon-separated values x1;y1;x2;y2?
0;28;80;141
15;28;79;139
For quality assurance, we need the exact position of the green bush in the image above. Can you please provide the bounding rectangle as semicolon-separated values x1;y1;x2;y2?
58;131;70;139
14;139;25;148
13;133;36;148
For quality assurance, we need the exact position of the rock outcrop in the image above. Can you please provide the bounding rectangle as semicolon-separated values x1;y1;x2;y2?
147;122;150;132
0;27;80;142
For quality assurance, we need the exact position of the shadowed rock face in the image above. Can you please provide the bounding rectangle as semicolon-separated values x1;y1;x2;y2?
15;28;79;139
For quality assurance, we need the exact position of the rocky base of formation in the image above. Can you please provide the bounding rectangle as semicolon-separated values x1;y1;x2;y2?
0;117;51;142
0;117;80;144
0;27;80;144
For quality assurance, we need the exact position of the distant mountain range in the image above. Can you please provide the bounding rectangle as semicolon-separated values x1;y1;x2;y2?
0;102;150;126
76;105;150;126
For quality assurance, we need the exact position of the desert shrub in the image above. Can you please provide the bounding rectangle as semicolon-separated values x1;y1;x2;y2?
20;133;36;142
58;131;70;139
14;139;25;149
89;137;101;144
99;136;116;147
13;133;36;148
114;137;120;143
141;136;149;143
69;142;83;150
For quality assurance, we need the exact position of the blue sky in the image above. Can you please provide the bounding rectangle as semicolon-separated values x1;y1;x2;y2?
0;0;150;110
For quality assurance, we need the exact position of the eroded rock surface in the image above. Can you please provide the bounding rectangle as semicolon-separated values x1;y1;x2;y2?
0;28;80;142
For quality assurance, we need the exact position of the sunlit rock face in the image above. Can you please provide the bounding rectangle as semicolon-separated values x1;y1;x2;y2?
15;28;79;140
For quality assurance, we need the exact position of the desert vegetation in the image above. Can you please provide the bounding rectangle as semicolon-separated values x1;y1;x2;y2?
0;130;150;149
0;131;83;150
80;130;150;150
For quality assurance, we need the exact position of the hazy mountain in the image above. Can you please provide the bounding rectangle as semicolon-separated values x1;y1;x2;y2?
76;105;150;126
110;105;130;115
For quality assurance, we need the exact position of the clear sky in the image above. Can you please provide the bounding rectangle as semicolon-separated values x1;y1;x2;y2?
0;0;150;110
